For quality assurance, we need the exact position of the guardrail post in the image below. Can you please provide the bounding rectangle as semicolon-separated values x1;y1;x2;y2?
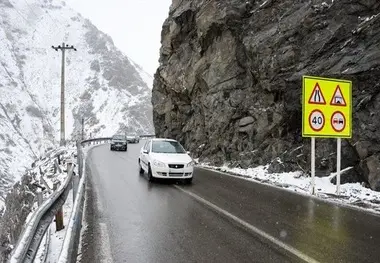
53;182;65;231
67;159;73;172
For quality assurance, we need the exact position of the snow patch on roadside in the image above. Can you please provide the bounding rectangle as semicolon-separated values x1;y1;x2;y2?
201;164;380;214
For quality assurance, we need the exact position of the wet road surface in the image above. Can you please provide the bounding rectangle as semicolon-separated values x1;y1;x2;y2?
79;142;380;263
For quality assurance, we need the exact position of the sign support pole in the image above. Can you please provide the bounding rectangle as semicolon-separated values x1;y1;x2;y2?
336;138;341;195
311;137;315;195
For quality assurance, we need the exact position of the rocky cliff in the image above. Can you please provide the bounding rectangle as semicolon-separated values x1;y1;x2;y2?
152;0;380;190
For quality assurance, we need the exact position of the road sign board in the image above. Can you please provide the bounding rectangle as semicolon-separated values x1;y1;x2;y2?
302;76;352;138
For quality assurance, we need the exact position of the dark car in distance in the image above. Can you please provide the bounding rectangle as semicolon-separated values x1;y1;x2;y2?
127;134;140;143
110;134;128;151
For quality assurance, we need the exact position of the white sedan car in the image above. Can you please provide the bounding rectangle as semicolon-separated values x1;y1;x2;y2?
138;138;194;184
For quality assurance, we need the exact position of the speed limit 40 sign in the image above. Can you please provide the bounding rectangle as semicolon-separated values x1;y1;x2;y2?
302;76;352;138
309;110;325;131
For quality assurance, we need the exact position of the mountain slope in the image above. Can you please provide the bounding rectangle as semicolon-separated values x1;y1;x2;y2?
0;0;153;191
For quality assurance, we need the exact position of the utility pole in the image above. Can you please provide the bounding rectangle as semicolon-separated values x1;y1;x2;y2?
81;117;84;140
51;43;77;146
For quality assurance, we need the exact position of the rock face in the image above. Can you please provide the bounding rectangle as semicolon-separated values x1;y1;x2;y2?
152;0;380;190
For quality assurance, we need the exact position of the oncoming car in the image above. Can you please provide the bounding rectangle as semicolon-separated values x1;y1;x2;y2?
110;134;128;151
138;138;194;184
127;134;140;143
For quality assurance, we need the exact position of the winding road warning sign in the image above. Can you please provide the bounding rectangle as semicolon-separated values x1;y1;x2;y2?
302;76;352;138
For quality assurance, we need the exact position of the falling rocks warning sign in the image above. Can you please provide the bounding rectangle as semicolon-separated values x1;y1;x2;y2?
302;76;352;138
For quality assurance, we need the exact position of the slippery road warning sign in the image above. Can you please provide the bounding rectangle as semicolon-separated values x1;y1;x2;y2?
302;76;352;138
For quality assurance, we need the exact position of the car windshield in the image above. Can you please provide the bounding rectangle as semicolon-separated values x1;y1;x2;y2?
151;141;186;154
113;135;125;140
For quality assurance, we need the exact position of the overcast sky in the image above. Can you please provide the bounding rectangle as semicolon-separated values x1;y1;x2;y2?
66;0;172;76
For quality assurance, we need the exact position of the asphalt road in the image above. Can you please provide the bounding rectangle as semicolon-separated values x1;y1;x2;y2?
79;142;380;263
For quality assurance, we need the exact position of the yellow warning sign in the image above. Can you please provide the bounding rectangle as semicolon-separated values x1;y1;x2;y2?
302;76;352;138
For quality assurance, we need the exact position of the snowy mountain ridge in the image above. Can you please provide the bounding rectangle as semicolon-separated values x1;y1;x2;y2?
0;0;154;194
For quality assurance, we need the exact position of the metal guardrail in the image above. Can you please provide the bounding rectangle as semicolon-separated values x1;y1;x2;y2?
57;138;113;263
57;143;86;263
81;134;156;145
9;165;74;263
81;137;111;145
9;135;155;263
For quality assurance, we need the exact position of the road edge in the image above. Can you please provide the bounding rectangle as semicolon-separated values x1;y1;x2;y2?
199;167;380;218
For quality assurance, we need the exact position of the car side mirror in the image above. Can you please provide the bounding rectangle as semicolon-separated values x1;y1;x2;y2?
186;151;191;155
143;150;148;154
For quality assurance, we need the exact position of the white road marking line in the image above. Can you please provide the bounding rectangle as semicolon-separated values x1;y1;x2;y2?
174;185;320;263
99;222;114;263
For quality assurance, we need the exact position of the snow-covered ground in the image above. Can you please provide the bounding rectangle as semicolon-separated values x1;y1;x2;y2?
28;146;77;197
201;164;380;214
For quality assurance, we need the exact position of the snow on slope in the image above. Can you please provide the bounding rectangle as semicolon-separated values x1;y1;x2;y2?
130;59;154;89
0;0;154;191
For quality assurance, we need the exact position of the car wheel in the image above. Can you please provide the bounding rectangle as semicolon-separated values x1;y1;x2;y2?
148;164;155;182
184;178;193;185
110;146;113;151
139;159;144;175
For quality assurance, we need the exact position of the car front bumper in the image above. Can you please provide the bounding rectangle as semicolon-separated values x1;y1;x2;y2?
111;143;127;149
151;166;194;179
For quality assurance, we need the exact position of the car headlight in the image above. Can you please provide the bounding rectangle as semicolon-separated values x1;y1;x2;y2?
186;161;195;167
153;160;166;168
